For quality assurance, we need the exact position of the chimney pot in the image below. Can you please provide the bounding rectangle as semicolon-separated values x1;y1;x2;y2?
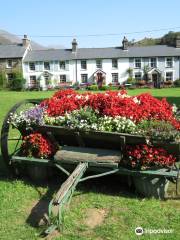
72;38;78;53
122;36;128;50
22;34;30;47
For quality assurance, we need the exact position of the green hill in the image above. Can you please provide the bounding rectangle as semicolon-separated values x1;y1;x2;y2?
132;31;180;46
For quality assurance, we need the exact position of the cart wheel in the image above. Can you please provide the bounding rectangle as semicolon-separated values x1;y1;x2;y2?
0;99;40;175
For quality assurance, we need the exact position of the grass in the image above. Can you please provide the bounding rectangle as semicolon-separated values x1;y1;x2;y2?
0;88;180;240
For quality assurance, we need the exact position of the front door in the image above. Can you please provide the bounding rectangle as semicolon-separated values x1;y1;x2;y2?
97;73;103;87
152;73;159;88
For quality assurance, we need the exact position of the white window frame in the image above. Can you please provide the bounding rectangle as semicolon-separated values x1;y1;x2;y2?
112;59;118;69
165;57;174;68
111;73;119;83
134;58;141;69
81;74;88;83
96;59;102;69
165;71;174;81
59;61;66;70
81;60;87;70
29;75;37;86
149;57;157;68
44;62;50;71
29;62;35;71
60;74;66;83
6;59;13;68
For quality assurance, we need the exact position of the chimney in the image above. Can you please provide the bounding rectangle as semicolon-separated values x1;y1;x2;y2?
175;35;180;48
122;36;128;50
22;34;30;47
72;38;78;53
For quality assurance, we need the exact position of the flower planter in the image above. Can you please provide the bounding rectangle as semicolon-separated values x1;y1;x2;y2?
36;125;147;149
133;169;170;199
27;165;52;182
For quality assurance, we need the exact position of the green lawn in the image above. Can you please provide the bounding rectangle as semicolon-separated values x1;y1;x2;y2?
0;89;180;240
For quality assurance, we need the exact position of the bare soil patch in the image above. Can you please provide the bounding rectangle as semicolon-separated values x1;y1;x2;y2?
84;208;108;229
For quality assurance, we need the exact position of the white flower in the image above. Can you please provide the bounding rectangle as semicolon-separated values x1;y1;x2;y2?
133;97;141;104
75;95;82;99
172;104;177;113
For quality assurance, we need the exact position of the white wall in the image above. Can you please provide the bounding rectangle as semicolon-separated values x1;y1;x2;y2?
23;58;130;89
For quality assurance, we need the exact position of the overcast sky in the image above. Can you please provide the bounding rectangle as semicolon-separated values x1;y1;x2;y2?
0;0;180;48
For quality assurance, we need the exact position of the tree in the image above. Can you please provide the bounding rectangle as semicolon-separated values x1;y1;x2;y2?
8;68;25;91
0;69;6;88
126;67;134;83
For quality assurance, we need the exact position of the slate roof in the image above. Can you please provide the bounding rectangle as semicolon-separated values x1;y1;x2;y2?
0;44;26;58
24;45;180;62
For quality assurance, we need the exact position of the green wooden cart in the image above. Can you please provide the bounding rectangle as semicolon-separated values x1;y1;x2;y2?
1;99;180;235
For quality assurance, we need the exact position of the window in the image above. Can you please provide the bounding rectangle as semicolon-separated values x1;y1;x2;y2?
165;72;173;81
30;75;36;86
29;62;35;71
7;73;14;81
44;62;50;70
150;58;157;68
59;61;69;70
7;59;12;68
81;74;88;83
112;73;119;83
81;60;87;70
112;59;118;69
134;58;141;68
96;59;102;69
59;61;65;70
166;57;173;68
134;72;142;81
60;74;66;83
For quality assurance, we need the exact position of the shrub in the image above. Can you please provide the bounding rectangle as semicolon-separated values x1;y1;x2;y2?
98;85;109;91
8;77;25;91
0;70;6;89
87;85;99;91
174;79;180;87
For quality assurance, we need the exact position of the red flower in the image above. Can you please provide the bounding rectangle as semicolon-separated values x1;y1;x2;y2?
124;144;176;169
21;133;57;159
41;89;180;130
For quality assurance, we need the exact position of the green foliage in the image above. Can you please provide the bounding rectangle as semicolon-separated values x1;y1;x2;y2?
87;84;99;91
133;31;180;46
0;70;6;88
127;77;136;84
87;85;120;91
174;79;180;87
8;77;25;91
8;69;25;91
137;120;180;142
72;82;80;90
126;67;133;77
161;31;180;46
98;85;109;90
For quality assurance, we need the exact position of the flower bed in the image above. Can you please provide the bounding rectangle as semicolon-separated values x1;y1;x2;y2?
10;89;179;169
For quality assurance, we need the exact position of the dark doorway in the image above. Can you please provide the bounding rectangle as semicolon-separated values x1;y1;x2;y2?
152;73;160;88
97;73;103;87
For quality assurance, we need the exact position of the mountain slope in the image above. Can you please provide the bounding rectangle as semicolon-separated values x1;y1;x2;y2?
0;29;46;50
133;31;180;46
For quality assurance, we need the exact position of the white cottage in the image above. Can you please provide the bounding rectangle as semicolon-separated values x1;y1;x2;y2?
22;36;180;89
